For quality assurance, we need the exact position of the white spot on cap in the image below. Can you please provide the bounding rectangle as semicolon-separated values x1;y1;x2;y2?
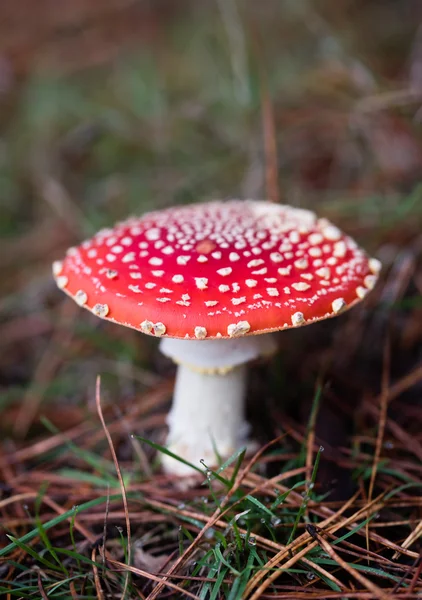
278;266;292;276
130;272;142;279
145;282;156;289
162;246;174;255
309;247;322;257
176;298;190;306
157;297;171;303
227;321;251;337
194;326;207;339
128;285;142;293
247;259;264;268
267;288;279;297
292;282;311;291
152;270;164;277
294;258;308;269
75;290;88;306
106;269;118;279
270;252;283;263
356;286;368;299
308;233;323;245
122;252;136;263
149;257;163;266
333;241;347;258
153;322;166;336
291;312;305;326
205;300;219;307
369;258;382;274
316;267;330;279
93;304;109;318
177;255;191;265
111;245;123;254
229;252;240;262
232;296;246;305
211;251;222;259
197;255;208;263
323;225;341;241
52;261;63;276
145;228;160;241
219;284;230;293
195;277;208;290
246;279;258;288
172;274;184;283
140;320;153;333
332;298;346;313
217;267;232;277
106;254;116;262
252;267;267;275
57;276;68;289
364;275;377;290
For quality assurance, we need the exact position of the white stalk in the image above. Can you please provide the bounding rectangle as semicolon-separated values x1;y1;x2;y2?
161;363;250;476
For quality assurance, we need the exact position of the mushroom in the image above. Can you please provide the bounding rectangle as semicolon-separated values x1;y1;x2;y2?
53;200;381;476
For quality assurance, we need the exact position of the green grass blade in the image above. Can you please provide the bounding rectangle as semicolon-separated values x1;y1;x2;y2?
134;435;203;474
0;493;130;558
5;535;60;571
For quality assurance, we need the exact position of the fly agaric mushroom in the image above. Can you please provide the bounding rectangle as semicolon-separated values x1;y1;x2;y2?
53;200;380;475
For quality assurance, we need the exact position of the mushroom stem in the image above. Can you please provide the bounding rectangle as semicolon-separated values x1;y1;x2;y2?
161;363;249;476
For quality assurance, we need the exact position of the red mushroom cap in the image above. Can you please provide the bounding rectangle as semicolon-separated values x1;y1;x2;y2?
53;200;380;339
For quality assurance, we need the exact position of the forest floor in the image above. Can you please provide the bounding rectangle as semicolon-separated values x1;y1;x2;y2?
0;1;421;598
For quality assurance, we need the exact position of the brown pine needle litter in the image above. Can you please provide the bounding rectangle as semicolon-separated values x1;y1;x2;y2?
1;1;422;598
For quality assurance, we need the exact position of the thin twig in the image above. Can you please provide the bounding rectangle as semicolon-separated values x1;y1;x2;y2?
37;572;49;600
92;546;105;600
96;376;132;600
367;335;391;554
250;23;280;203
308;525;394;600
